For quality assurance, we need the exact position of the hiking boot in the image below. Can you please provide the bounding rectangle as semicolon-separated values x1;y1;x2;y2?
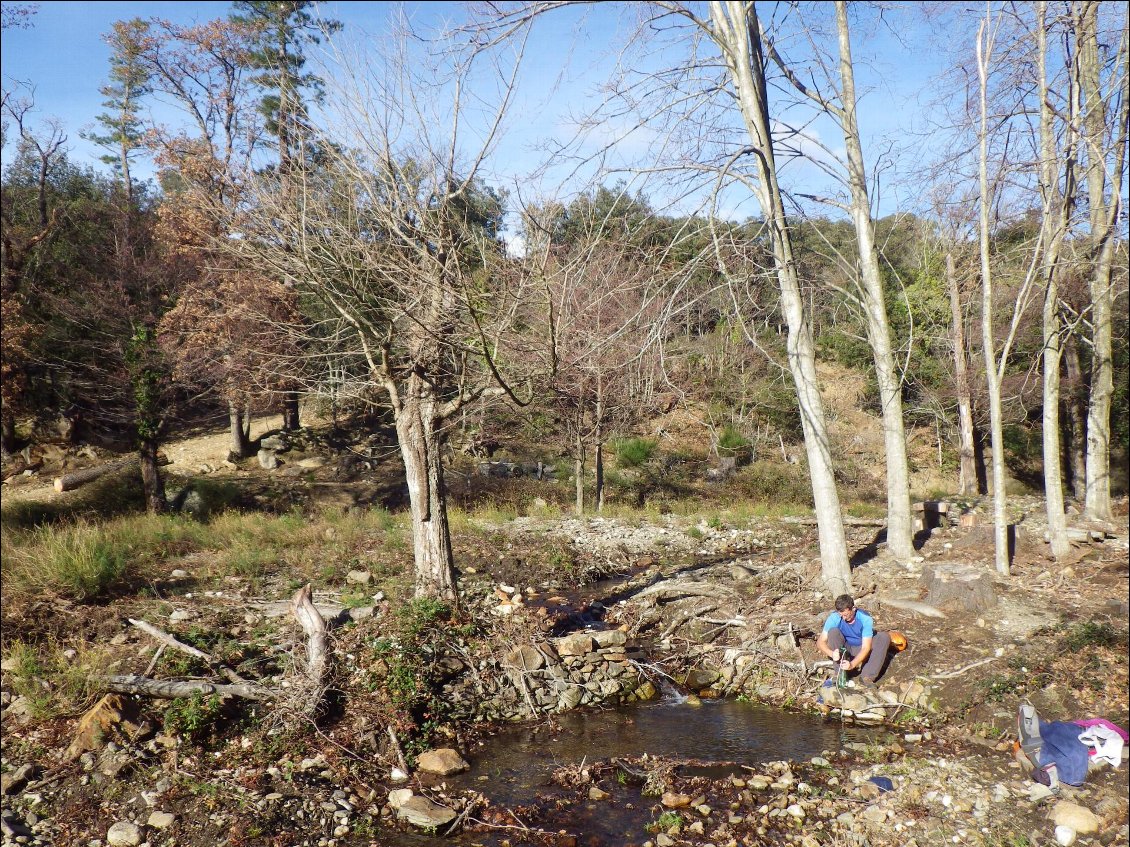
860;677;878;689
1018;702;1042;761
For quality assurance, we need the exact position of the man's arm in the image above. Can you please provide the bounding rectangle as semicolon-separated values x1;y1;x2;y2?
848;636;873;670
816;628;843;661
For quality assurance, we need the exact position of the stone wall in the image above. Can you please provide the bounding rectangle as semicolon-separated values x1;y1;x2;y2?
443;628;658;722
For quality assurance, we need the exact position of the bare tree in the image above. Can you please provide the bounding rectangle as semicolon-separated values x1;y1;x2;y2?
1075;0;1128;524
1035;0;1077;559
228;19;547;601
753;1;915;562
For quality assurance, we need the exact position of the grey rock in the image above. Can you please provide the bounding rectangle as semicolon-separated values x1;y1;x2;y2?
554;633;595;657
504;645;545;672
592;629;627;649
395;796;457;829
146;811;175;829
106;821;142;847
257;449;279;470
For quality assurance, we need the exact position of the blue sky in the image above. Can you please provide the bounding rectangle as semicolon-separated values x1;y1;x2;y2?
2;1;951;224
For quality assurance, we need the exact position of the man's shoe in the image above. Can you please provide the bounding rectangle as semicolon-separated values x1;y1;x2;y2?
860;677;877;689
1018;702;1042;760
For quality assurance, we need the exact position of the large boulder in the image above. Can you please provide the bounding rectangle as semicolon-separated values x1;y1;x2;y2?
555;633;596;657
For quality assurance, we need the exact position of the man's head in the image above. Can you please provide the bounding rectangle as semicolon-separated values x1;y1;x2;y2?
834;594;856;614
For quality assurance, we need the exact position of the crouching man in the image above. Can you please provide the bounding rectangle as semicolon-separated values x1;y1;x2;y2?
816;594;892;688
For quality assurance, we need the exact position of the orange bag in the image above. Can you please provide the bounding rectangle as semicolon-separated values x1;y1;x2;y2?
889;631;908;652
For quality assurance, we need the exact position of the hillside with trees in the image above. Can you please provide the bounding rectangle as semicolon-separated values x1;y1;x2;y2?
1;3;1127;846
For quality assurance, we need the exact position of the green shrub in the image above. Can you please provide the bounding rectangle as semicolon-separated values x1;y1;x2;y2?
163;691;224;742
717;425;751;459
614;437;658;468
1060;620;1122;652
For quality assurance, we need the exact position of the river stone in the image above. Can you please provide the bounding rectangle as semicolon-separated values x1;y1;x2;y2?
106;821;142;847
559;686;584;710
841;693;869;712
1055;825;1077;846
662;792;692;808
147;811;175;829
589;785;609;800
416;748;469;776
555;633;596;656
1051;801;1100;834
861;805;889;824
592;629;627;648
396;796;457;829
785;804;805;819
683;668;721;690
388;788;414;808
504;645;545;672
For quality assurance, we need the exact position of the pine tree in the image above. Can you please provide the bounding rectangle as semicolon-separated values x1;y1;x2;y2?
84;19;151;204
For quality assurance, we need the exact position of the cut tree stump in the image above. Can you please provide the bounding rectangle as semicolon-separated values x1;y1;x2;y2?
922;564;997;613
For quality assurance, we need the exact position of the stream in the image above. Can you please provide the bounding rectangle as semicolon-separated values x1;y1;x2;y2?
393;695;883;845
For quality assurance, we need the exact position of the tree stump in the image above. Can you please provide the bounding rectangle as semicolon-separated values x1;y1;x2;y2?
922;564;997;613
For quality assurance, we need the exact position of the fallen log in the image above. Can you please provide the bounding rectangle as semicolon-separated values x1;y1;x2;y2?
54;452;169;492
128;618;253;686
98;674;272;701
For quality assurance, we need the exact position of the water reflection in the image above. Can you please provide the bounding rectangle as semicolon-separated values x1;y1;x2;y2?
449;698;878;808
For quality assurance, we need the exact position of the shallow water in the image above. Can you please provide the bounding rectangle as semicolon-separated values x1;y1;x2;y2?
378;697;886;845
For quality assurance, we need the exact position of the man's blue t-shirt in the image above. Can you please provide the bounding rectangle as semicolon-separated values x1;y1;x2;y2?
823;609;875;648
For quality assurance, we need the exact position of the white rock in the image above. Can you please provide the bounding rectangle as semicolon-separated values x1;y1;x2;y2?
389;768;409;783
106;821;142;847
388;788;414;809
1055;825;1077;846
147;811;175;829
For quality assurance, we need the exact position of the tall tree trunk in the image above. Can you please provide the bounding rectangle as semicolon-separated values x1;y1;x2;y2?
712;0;851;596
575;453;585;517
0;409;15;458
595;376;605;514
946;252;978;495
229;400;253;459
139;437;167;514
1063;335;1088;501
395;386;457;603
1036;1;1072;559
1076;1;1127;523
834;2;913;561
282;391;300;431
976;17;1010;577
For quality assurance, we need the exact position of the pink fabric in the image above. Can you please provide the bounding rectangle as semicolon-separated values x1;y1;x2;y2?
1072;718;1129;742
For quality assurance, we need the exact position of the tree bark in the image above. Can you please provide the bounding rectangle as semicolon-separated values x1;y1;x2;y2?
54;456;140;493
229;400;253;459
139;437;168;514
574;429;585;517
282;391;301;431
1036;1;1072;560
1063;334;1088;501
595;377;605;514
712;0;851;596
99;674;270;701
0;411;15;458
396;383;457;602
1076;1;1127;523
834;2;913;561
945;252;978;496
